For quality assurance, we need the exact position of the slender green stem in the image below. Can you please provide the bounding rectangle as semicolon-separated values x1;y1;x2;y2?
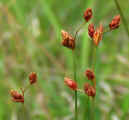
92;46;97;89
22;103;25;120
92;46;97;70
87;97;90;120
91;97;95;120
73;22;86;119
91;45;97;120
23;84;31;93
73;51;78;120
114;0;129;38
74;22;86;40
75;91;77;120
20;84;31;97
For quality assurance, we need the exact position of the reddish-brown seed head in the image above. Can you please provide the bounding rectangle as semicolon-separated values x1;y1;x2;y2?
61;30;75;50
29;72;37;85
10;90;24;103
109;15;120;30
84;83;96;97
93;24;103;46
88;23;95;38
83;8;93;22
64;77;77;91
85;69;95;80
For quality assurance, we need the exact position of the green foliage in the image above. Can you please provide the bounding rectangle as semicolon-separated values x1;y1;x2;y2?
0;0;128;119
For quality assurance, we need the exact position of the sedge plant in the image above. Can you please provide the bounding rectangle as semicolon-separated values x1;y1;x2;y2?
62;7;120;120
9;7;121;120
9;72;37;119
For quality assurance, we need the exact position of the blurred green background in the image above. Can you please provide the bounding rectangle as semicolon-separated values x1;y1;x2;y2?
0;0;129;120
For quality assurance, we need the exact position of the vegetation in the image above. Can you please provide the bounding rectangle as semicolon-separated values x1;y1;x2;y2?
0;0;129;120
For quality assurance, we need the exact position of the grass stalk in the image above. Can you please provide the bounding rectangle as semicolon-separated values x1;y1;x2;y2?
73;51;78;120
114;0;129;38
90;44;97;120
21;103;26;120
92;46;97;89
87;97;90;120
92;46;97;70
91;97;96;120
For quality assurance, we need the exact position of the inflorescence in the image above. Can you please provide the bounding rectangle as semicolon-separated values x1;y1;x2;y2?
61;8;120;97
10;72;37;103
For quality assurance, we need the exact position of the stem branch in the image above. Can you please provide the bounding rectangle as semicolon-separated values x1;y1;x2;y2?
74;22;86;40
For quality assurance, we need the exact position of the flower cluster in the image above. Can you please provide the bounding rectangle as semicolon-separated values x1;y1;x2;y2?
83;8;93;22
10;72;37;103
88;15;120;46
64;69;96;97
62;8;120;98
64;77;77;91
84;83;96;97
109;15;120;30
61;8;93;50
93;24;103;46
84;69;96;97
29;72;37;85
61;8;120;48
88;23;95;38
85;69;95;80
61;30;75;50
10;90;24;103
